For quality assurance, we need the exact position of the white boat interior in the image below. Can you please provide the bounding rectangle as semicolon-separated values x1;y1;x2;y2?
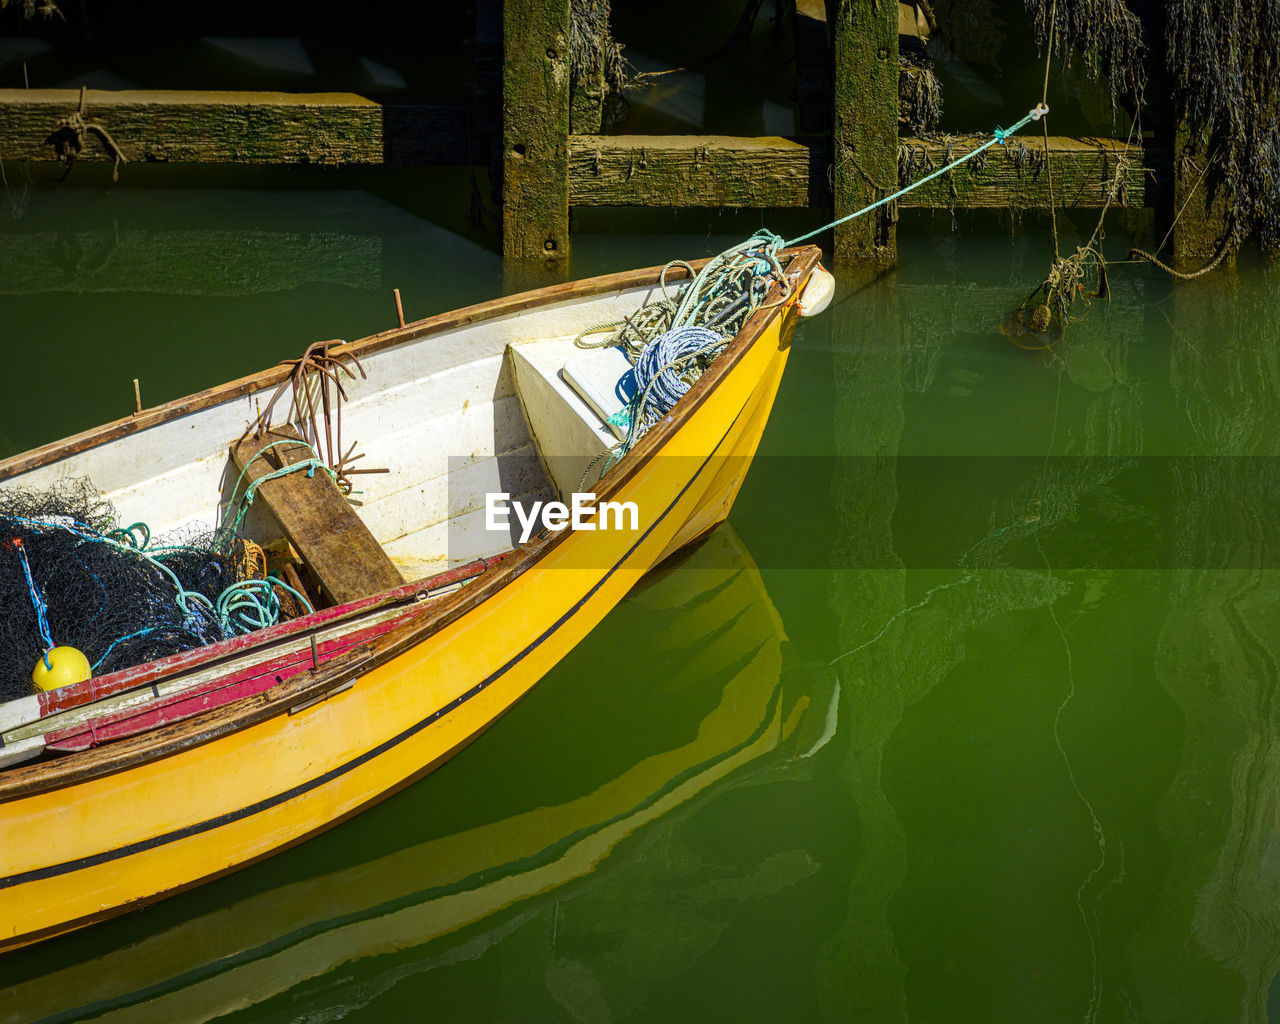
8;281;663;588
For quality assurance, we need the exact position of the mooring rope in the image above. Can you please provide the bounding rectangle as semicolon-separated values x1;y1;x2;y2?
578;104;1050;483
784;103;1049;247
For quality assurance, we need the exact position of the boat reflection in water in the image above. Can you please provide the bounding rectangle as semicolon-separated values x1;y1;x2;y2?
4;524;820;1024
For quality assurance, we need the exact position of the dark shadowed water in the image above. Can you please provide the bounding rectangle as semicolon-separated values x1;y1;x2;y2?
1;161;1279;1024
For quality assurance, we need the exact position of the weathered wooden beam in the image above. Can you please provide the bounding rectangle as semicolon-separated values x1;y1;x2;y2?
502;0;571;261
0;89;478;166
569;135;818;207
831;0;899;262
896;135;1154;210
566;134;1151;210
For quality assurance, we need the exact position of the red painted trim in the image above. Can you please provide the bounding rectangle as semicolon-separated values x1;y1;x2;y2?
45;614;414;751
34;551;513;721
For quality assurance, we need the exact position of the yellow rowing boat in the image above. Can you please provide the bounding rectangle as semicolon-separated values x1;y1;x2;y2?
0;245;825;952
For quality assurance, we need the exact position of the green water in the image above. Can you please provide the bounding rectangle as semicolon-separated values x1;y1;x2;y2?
2;169;1279;1024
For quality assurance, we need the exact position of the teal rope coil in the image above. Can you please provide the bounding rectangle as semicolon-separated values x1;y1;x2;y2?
217;576;314;634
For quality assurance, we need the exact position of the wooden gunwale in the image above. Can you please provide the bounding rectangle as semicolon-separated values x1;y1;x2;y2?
0;245;822;800
1;255;743;480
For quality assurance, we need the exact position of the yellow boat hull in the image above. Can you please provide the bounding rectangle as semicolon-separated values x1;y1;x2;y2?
0;259;810;953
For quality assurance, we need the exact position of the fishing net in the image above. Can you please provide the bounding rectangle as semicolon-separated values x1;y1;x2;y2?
0;479;254;703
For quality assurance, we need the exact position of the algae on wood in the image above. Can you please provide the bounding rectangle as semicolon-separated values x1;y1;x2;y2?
831;0;898;262
567;134;1148;210
0;89;475;166
568;136;816;207
897;135;1152;210
502;0;572;261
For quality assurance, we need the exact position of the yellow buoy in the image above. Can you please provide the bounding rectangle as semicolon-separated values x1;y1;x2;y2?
31;646;92;692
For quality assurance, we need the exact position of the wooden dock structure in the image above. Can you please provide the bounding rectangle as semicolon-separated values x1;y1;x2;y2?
0;0;1213;266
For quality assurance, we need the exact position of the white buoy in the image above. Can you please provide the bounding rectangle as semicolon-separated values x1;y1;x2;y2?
797;265;836;317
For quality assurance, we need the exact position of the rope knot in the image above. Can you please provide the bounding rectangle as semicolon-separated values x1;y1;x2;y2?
45;86;129;182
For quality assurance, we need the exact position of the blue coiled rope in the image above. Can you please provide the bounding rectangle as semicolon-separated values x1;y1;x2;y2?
631;325;727;421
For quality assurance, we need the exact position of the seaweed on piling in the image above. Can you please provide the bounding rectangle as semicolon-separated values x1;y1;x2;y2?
1023;0;1147;120
1168;0;1280;255
899;52;944;135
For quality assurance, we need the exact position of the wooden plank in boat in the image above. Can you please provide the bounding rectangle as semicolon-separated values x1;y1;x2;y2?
230;427;403;606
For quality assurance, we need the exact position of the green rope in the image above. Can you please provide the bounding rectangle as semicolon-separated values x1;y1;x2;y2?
217;576;314;633
224;439;336;540
784;103;1049;247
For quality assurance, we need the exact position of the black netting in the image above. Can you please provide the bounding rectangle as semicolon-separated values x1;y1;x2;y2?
0;479;248;702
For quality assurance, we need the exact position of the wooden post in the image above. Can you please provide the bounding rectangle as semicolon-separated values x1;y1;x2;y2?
1171;122;1231;267
831;0;898;264
502;0;571;262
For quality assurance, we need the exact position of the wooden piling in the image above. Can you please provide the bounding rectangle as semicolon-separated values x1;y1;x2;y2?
1171;123;1232;266
502;0;571;261
831;0;899;263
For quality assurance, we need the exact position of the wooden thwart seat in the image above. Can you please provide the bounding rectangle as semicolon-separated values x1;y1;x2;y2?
230;426;403;606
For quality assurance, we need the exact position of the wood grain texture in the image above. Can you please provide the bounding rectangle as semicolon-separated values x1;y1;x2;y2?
896;135;1152;209
569;135;817;207
230;427;404;606
0;89;475;165
566;133;1150;210
568;1;605;135
501;0;571;260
